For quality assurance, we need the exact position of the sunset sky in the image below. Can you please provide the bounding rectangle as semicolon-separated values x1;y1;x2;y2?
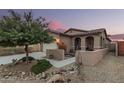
0;9;124;35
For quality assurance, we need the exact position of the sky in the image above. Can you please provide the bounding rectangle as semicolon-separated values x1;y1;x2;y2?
0;9;124;35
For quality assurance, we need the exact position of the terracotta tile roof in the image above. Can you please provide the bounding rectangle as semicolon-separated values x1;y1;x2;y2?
64;28;88;33
65;28;105;36
47;28;111;41
74;29;103;36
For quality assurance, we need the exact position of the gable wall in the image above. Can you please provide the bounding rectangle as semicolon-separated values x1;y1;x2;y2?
65;30;86;36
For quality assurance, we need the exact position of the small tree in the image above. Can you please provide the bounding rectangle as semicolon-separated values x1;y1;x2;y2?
0;10;54;63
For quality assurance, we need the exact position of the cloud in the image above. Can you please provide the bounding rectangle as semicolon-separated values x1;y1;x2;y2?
48;21;66;32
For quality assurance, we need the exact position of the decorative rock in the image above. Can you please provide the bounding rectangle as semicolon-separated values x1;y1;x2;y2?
5;75;9;79
41;72;47;79
56;71;62;74
13;76;18;80
68;67;74;71
29;72;34;76
35;77;40;80
21;72;26;76
47;74;66;83
3;69;8;72
36;73;42;78
8;72;13;76
69;71;75;74
0;67;3;71
59;69;67;72
67;78;71;83
52;71;57;75
24;77;29;80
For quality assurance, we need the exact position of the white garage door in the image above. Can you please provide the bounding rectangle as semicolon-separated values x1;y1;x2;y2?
43;43;58;52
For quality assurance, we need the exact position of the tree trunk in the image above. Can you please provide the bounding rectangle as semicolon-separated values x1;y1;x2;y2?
25;44;29;63
40;42;43;52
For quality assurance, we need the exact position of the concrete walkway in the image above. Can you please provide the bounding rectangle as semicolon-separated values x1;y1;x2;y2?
47;57;75;68
0;52;46;65
0;52;75;68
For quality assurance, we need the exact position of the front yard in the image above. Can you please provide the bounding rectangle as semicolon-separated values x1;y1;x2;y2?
1;52;124;83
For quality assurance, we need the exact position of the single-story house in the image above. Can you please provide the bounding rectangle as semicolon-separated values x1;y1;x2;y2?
47;28;111;54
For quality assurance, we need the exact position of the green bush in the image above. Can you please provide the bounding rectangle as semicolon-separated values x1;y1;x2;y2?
19;56;35;62
31;59;52;74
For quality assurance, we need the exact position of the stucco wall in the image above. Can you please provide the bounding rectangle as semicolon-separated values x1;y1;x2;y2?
60;36;72;53
46;49;65;60
48;32;72;53
0;44;41;56
75;48;108;66
93;35;101;49
99;32;111;48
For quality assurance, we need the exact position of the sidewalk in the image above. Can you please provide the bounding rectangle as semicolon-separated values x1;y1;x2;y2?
47;57;75;68
0;52;45;65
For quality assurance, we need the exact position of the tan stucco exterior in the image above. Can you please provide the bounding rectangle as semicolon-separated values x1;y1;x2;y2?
48;28;111;53
48;31;72;53
59;36;72;53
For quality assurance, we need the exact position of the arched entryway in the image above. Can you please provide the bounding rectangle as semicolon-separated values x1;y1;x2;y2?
85;36;94;51
75;38;81;50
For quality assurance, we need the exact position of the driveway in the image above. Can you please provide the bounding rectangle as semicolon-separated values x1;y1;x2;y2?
0;52;46;65
0;52;75;68
47;57;75;68
82;52;124;83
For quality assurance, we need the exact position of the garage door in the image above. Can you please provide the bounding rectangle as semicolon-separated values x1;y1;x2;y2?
43;43;58;52
118;41;124;56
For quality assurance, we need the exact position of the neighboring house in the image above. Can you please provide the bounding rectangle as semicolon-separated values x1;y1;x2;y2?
47;28;111;54
109;34;124;42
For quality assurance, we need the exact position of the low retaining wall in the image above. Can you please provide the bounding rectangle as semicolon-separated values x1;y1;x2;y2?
46;49;64;60
75;48;108;66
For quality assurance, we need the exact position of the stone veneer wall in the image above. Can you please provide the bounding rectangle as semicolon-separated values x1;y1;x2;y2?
75;48;108;66
46;49;65;60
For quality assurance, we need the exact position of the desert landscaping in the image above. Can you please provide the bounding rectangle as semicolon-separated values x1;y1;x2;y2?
0;57;80;83
0;52;124;83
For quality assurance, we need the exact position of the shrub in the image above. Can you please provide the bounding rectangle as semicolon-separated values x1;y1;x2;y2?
19;56;35;62
31;59;52;74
